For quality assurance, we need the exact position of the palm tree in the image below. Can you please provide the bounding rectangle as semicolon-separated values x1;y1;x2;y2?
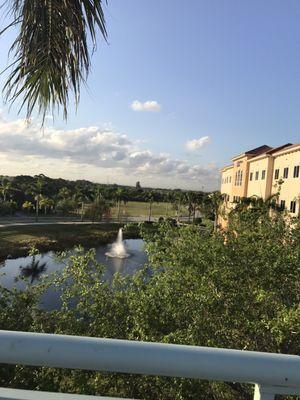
173;191;184;222
206;191;225;233
22;200;34;215
1;1;108;122
58;187;71;200
114;188;124;222
0;180;14;202
26;177;45;222
73;186;89;222
146;191;155;222
39;196;54;215
165;192;174;217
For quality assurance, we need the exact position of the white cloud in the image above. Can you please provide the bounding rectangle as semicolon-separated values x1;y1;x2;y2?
131;100;161;112
0;114;219;190
185;136;210;151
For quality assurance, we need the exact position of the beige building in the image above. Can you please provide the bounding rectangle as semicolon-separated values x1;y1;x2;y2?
220;143;300;221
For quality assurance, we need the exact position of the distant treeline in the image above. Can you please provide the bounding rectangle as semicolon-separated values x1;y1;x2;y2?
0;174;208;213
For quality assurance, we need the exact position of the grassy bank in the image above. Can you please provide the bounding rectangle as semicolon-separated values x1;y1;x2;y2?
0;223;140;261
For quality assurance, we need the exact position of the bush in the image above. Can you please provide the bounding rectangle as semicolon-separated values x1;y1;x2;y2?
55;199;77;215
0;201;17;216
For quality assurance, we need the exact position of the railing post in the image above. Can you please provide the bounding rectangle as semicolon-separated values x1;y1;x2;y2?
254;385;275;400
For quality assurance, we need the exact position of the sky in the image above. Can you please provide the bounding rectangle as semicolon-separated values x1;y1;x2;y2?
0;0;300;190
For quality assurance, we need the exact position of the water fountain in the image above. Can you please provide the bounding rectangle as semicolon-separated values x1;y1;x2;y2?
105;228;130;258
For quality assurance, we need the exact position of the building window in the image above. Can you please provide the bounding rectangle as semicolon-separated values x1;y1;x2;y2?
280;200;285;211
255;171;259;180
290;200;296;214
235;170;243;186
274;169;279;180
250;172;253;181
261;170;266;180
293;166;299;178
229;176;231;183
283;167;289;179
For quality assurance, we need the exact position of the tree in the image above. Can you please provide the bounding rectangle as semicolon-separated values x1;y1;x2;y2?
73;186;90;222
39;196;54;214
114;188;124;222
58;187;71;200
173;191;184;222
26;177;45;222
85;195;111;222
1;0;108;122
0;180;14;202
146;191;155;222
22;200;34;215
203;191;225;232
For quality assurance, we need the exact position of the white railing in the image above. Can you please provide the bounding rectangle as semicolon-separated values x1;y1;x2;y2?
0;331;299;400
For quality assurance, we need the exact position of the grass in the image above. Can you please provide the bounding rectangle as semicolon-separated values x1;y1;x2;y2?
111;201;188;219
0;223;139;260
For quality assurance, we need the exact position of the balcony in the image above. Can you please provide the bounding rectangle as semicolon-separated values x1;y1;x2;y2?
0;330;299;400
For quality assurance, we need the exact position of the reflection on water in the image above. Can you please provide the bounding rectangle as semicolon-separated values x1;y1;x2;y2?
19;255;47;283
0;239;147;310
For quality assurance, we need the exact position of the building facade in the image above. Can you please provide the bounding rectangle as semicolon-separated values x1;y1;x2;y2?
220;143;300;222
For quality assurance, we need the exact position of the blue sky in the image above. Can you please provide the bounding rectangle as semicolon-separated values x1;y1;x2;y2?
0;0;300;190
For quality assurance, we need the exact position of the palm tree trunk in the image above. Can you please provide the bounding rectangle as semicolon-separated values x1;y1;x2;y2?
177;201;181;222
149;201;152;222
81;202;84;222
213;210;218;233
35;197;39;222
117;200;121;221
124;201;127;222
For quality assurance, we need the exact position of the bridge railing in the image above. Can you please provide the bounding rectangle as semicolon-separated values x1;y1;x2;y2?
0;330;299;400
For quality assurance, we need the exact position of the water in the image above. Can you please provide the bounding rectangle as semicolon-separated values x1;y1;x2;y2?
0;239;147;309
105;228;130;258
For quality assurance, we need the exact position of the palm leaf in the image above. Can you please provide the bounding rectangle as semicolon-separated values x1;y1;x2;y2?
1;0;107;122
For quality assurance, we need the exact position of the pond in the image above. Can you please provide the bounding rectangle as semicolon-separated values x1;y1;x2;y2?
0;239;147;310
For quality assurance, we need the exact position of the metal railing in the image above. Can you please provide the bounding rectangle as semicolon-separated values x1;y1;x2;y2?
0;330;299;400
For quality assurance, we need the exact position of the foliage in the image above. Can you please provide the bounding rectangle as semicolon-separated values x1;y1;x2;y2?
55;199;77;216
84;196;111;222
1;0;107;122
0;200;17;216
0;209;299;399
0;174;207;215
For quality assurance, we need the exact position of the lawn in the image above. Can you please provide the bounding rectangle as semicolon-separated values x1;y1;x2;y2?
111;201;188;219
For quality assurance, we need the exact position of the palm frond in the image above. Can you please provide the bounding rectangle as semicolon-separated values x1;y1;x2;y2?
1;0;107;122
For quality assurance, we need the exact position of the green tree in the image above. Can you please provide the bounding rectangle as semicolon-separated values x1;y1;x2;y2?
0;180;15;202
73;186;90;222
114;188;124;222
22;200;34;215
58;187;72;200
1;0;107;121
26;177;45;222
85;190;111;222
203;191;225;232
39;196;54;214
146;191;156;222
